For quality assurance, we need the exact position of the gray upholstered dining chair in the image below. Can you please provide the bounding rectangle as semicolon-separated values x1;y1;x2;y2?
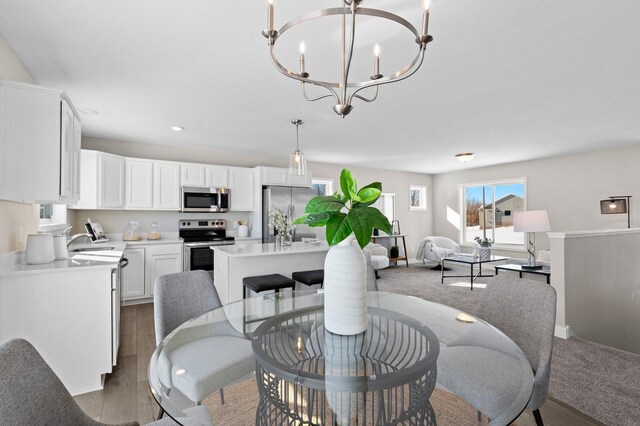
153;270;254;416
475;275;557;426
0;338;211;426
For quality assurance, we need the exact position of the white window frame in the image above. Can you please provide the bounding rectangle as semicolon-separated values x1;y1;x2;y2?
409;185;427;211
458;178;528;251
311;178;334;197
38;204;69;233
374;193;396;223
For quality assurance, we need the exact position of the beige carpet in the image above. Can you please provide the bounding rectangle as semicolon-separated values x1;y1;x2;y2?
200;378;515;425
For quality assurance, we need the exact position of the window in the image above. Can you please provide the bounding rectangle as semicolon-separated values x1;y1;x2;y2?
374;193;396;223
311;179;334;197
409;185;427;211
460;179;526;247
38;204;68;232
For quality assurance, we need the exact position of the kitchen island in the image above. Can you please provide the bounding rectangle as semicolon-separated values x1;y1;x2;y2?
212;241;329;304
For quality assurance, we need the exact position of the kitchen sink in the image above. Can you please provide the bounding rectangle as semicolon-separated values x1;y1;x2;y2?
69;246;116;253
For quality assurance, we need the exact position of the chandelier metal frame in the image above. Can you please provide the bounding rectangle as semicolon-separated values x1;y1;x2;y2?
262;0;433;117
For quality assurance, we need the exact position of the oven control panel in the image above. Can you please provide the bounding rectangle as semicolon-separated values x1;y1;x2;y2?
179;219;227;229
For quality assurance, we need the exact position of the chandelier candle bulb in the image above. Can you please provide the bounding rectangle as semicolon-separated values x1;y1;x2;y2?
422;0;431;35
299;41;306;74
267;0;274;31
374;44;381;75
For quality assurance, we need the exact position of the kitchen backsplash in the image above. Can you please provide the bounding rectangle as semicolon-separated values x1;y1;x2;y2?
70;210;253;238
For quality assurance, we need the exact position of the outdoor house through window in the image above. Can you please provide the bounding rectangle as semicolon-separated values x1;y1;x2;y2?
459;179;526;248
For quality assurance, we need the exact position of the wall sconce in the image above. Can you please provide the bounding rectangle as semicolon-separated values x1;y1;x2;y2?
600;196;631;229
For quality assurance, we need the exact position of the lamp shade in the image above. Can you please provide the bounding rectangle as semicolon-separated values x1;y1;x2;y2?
513;210;550;232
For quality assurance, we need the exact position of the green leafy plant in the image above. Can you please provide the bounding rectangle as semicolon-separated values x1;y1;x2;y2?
293;169;392;248
474;236;494;247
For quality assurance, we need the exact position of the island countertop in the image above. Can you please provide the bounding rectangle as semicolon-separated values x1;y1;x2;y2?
212;241;329;258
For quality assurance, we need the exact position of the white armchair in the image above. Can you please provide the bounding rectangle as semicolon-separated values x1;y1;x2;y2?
417;236;460;270
362;243;389;278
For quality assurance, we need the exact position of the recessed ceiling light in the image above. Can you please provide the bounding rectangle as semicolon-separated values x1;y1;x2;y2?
79;108;99;115
455;152;476;162
171;126;185;132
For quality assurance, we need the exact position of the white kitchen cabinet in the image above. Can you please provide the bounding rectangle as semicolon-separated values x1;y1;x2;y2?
0;80;81;204
181;164;206;187
125;159;153;209
153;161;180;210
146;244;183;297
207;167;229;187
121;247;145;300
121;242;183;303
257;166;312;187
229;167;254;211
73;150;125;209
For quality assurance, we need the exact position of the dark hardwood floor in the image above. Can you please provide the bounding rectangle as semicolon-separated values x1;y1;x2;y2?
74;304;602;426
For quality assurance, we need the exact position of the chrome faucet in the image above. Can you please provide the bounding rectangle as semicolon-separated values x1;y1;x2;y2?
63;227;92;248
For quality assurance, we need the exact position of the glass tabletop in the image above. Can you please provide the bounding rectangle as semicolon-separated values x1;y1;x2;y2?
148;291;533;426
444;254;509;264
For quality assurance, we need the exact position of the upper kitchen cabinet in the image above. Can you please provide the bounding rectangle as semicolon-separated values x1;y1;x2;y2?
180;163;206;187
0;80;81;204
72;150;125;209
153;161;180;210
125;158;153;209
206;166;229;187
228;167;254;211
256;166;312;187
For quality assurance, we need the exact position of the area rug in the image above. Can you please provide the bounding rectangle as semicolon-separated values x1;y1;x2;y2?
204;378;504;425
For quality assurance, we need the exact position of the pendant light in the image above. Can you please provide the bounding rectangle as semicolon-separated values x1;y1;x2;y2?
288;119;307;176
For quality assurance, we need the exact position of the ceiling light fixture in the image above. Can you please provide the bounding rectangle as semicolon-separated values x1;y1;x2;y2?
171;126;185;132
455;152;476;162
262;0;434;118
288;119;307;177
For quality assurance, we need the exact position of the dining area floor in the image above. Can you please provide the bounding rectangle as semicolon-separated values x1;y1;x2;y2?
72;263;639;425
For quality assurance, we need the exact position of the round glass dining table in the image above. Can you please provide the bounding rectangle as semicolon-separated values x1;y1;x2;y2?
148;291;533;426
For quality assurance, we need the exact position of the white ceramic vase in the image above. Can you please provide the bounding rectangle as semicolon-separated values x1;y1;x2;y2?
323;234;367;335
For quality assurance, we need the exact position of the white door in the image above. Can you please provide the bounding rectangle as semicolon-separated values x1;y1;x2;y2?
72;116;82;201
59;101;75;200
207;167;229;187
154;162;180;210
121;248;145;300
229;168;254;211
125;159;153;209
98;154;125;208
181;164;206;187
147;253;183;297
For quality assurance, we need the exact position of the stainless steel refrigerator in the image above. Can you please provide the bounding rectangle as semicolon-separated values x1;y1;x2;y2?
262;186;317;243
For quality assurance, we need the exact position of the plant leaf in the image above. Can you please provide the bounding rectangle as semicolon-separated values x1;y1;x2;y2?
347;209;374;248
356;187;381;204
340;169;358;202
365;207;393;236
354;182;383;208
291;214;309;225
305;196;344;214
326;213;351;246
306;212;334;227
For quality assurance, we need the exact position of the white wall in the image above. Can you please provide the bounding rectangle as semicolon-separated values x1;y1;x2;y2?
0;33;40;254
81;137;434;257
432;145;640;257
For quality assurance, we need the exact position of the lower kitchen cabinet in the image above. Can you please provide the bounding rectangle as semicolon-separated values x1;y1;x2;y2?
122;242;183;303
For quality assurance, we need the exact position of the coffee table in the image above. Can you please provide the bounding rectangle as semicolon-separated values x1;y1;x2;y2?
495;264;551;284
441;254;508;290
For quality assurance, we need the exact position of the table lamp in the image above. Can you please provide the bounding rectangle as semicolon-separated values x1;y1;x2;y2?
513;210;550;269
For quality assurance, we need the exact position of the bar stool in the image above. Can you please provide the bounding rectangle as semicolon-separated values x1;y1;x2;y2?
243;274;296;299
292;270;324;289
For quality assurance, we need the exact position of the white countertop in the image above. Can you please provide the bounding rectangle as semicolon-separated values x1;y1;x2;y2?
212;241;329;257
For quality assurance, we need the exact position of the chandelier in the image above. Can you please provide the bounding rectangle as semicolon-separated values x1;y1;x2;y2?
262;0;434;118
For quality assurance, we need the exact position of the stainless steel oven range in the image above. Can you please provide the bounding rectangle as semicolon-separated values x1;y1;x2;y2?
179;219;234;272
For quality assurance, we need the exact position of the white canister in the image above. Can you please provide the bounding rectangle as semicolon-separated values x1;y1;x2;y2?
53;235;68;260
238;224;249;237
25;234;56;265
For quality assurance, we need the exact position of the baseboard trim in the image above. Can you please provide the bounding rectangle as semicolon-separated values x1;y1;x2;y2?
122;298;153;306
554;325;574;339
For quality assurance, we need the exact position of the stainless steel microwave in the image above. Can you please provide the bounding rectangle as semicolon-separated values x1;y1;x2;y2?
181;186;230;213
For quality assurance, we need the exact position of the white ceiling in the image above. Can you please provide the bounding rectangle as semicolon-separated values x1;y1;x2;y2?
0;0;639;174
